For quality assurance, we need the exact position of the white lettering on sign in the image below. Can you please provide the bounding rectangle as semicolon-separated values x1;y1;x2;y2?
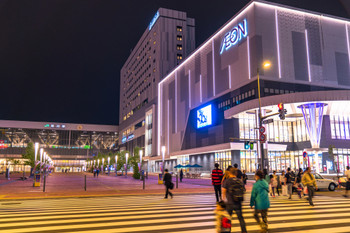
220;19;248;54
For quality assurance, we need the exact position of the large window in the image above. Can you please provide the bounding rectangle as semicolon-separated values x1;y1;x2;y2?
215;151;231;171
331;115;350;140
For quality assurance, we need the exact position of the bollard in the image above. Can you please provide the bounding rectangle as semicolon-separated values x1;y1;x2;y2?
84;175;87;191
142;174;145;190
43;175;46;192
176;174;178;189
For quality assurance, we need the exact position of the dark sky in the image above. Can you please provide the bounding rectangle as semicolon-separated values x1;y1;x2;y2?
0;0;349;126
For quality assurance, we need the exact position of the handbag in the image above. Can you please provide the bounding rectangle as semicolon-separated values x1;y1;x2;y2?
303;186;308;195
169;182;174;190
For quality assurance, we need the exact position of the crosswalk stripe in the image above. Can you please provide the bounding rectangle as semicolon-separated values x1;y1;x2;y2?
1;194;350;233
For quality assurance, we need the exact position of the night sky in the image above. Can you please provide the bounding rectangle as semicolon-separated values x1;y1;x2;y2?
0;0;349;125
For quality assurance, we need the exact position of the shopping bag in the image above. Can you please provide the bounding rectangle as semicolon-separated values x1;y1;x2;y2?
303;186;308;195
282;185;288;196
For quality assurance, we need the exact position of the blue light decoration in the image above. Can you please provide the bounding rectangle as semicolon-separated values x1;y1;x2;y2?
149;11;160;31
220;19;248;55
298;102;327;148
197;104;212;129
121;136;127;144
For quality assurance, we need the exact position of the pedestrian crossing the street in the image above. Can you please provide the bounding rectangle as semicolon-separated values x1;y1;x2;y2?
0;194;350;232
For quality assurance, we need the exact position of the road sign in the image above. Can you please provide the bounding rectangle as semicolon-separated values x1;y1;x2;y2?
259;126;265;134
303;151;308;158
262;119;274;125
259;133;266;143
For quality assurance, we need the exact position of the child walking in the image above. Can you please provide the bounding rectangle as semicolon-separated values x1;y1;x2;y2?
215;201;232;233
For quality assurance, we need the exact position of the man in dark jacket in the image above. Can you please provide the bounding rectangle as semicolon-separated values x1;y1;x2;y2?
163;169;173;199
212;163;224;202
222;167;247;233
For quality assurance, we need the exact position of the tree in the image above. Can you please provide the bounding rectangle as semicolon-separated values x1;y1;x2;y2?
22;142;36;176
129;147;141;179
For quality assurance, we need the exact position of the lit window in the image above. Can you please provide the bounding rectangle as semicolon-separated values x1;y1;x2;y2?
176;35;182;41
177;45;182;51
177;54;183;60
176;26;183;32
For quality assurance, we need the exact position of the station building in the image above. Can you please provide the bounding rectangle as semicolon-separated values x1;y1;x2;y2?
157;0;350;174
0;120;118;172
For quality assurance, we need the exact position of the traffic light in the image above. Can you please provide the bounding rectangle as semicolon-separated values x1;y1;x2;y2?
244;141;250;150
278;103;287;120
244;141;254;150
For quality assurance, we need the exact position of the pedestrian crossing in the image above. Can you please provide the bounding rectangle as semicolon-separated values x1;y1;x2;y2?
0;194;350;232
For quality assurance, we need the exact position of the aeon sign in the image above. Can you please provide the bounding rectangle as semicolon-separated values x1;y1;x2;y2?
220;19;248;54
197;104;212;129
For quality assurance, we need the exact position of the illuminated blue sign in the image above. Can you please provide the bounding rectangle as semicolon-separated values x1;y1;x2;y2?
121;137;127;144
197;105;212;129
220;19;248;54
149;11;160;30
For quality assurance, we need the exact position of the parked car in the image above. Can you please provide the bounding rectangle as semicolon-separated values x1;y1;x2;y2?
314;173;338;191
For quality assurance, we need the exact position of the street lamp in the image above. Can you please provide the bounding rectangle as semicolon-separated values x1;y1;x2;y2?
107;157;110;175
125;153;129;176
257;61;271;171
40;148;44;163
115;155;118;176
34;143;39;162
161;146;166;176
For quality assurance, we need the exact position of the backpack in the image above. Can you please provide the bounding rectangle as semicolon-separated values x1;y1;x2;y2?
221;216;232;232
228;178;244;202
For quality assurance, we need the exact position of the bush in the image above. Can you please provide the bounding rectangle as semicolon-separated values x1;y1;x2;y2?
132;163;140;179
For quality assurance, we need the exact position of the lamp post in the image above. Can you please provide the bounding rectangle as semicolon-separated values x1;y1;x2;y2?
34;143;39;162
125;153;129;176
102;158;105;174
161;146;166;176
40;148;44;163
115;155;118;176
257;61;271;171
107;157;110;175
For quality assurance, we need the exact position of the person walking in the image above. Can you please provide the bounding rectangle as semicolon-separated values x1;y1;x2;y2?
302;167;317;206
250;170;270;233
93;167;96;178
294;168;303;199
285;168;293;199
271;171;279;197
233;164;243;179
222;166;233;183
242;170;248;188
163;169;173;199
215;201;232;233
263;169;270;184
222;167;247;233
96;168;100;178
180;169;184;182
212;163;224;202
344;166;350;198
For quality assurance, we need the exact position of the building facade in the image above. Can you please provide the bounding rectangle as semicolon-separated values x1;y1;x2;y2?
119;8;195;161
158;0;350;174
0;120;118;172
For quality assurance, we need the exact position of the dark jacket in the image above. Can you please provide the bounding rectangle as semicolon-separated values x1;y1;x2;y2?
163;173;172;187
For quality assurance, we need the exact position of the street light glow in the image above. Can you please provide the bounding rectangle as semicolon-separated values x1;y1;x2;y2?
34;142;39;161
263;61;271;68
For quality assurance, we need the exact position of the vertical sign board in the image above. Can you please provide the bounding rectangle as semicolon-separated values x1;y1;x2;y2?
197;105;213;129
34;174;41;187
